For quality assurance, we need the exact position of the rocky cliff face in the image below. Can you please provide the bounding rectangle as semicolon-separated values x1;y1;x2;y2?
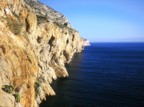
0;0;84;107
24;0;71;27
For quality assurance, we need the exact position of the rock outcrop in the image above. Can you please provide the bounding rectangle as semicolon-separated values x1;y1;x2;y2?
0;0;84;107
83;39;90;46
24;0;71;27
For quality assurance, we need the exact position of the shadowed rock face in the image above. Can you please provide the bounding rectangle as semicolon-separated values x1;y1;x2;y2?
0;0;84;107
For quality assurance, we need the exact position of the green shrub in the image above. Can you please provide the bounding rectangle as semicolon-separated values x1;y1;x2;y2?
2;85;14;94
34;81;40;96
6;17;23;35
14;92;20;102
64;22;68;26
37;15;48;24
53;22;64;28
2;85;21;102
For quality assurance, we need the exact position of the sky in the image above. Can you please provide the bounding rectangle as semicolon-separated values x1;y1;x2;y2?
39;0;144;42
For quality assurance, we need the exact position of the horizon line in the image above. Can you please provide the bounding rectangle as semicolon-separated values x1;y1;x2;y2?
90;41;144;43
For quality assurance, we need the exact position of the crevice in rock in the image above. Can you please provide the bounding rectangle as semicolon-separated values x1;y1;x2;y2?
72;34;75;41
60;50;64;56
66;39;69;44
37;36;42;44
63;50;69;61
48;36;55;46
48;36;55;52
39;49;43;54
38;63;42;69
25;18;29;32
0;45;6;54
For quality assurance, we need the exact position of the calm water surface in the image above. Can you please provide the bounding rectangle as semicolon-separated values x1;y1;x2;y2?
40;43;144;107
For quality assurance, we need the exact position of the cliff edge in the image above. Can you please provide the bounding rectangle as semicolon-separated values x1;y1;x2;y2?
0;0;84;107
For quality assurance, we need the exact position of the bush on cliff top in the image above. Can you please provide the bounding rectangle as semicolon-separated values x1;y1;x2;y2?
37;15;48;24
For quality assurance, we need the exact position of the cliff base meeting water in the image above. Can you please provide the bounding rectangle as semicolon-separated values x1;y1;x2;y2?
41;43;144;107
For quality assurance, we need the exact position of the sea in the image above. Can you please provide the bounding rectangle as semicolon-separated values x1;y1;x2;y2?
40;43;144;107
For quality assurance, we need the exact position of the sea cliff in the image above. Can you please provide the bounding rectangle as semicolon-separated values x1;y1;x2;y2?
0;0;84;106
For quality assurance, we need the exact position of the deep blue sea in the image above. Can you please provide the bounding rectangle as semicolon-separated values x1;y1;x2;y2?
40;43;144;107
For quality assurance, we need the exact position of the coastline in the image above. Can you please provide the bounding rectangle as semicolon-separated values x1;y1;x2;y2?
0;0;85;106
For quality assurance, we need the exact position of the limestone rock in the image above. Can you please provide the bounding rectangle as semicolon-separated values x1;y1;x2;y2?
24;0;71;27
26;11;37;33
0;90;15;107
0;0;84;106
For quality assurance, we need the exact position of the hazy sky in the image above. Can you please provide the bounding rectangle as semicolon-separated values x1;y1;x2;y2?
39;0;144;42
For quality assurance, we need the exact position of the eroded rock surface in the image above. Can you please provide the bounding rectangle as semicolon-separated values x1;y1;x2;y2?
24;0;71;27
0;0;84;106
